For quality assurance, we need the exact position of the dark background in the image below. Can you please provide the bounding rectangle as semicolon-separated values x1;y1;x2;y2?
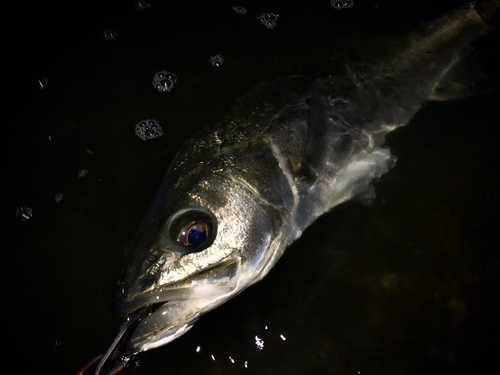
10;1;499;374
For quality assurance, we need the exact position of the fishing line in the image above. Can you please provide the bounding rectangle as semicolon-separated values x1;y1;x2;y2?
94;305;151;375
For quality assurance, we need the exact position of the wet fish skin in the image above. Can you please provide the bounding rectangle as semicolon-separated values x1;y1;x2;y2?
113;1;498;353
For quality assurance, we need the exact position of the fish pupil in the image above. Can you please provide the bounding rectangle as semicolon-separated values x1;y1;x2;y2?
187;223;208;246
170;210;216;250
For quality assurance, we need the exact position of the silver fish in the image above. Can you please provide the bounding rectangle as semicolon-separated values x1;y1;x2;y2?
112;0;498;355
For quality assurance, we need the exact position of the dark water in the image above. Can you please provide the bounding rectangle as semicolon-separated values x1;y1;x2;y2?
11;1;499;374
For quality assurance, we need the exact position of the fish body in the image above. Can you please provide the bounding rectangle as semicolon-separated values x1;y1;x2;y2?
113;1;497;354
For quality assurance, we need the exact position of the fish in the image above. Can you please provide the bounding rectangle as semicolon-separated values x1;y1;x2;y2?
108;0;498;359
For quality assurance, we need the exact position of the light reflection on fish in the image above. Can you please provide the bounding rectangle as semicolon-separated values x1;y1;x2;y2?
108;0;497;358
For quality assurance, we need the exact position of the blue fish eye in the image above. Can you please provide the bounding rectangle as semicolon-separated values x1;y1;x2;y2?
169;209;217;250
180;221;210;247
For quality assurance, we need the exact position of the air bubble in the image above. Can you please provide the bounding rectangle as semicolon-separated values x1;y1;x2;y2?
257;13;279;29
153;70;177;92
15;206;33;222
121;355;132;365
255;335;264;350
209;55;224;67
232;6;247;15
37;76;48;91
102;29;117;41
331;0;353;10
135;119;164;141
133;1;151;11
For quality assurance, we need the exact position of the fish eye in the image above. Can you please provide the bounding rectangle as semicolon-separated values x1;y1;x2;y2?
167;208;217;252
179;221;210;247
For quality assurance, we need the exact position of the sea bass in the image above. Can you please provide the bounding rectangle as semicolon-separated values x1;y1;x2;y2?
109;0;497;358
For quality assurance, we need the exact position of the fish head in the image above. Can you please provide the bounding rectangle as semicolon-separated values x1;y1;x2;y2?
114;150;288;352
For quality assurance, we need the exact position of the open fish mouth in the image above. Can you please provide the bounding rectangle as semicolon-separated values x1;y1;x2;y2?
126;286;236;352
96;285;238;372
116;259;242;352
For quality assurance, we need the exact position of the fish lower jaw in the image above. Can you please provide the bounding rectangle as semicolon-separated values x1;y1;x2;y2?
137;320;194;352
127;296;224;352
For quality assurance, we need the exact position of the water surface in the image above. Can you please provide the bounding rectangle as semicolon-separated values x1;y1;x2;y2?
12;1;499;374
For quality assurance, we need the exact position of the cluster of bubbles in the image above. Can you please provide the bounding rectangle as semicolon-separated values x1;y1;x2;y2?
135;119;164;141
119;354;140;369
20;2;158;222
192;325;287;370
209;55;225;67
16;134;94;220
153;70;177;92
331;0;353;10
18;3;356;224
255;335;264;350
257;13;279;29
